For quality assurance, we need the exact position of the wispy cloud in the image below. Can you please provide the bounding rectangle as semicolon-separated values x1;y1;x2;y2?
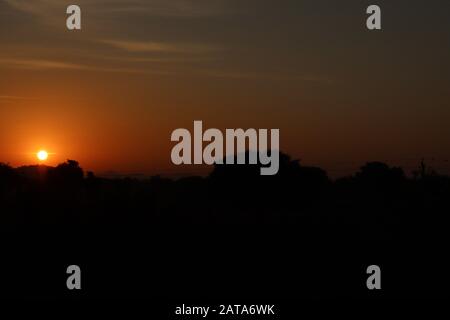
3;0;228;18
3;0;61;16
0;58;87;70
101;40;219;54
0;57;332;82
1;1;225;74
0;57;179;74
103;0;228;17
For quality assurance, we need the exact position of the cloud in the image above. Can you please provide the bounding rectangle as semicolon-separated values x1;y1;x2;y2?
100;39;219;54
3;0;228;18
0;58;87;70
2;0;225;73
0;57;331;82
103;0;228;17
0;57;180;74
3;0;62;18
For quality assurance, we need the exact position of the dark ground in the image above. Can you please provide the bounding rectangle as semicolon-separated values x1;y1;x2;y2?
1;153;449;305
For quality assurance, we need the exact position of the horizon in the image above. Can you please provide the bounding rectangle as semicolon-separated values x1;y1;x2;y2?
3;154;448;180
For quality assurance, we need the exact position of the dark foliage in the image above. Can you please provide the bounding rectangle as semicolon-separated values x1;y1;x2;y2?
1;153;449;299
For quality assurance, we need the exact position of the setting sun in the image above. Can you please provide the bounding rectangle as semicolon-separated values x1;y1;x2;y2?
37;150;49;161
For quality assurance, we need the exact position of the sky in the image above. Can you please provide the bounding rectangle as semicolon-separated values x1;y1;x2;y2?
1;0;450;177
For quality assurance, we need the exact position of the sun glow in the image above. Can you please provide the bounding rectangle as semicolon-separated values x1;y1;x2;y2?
37;150;49;161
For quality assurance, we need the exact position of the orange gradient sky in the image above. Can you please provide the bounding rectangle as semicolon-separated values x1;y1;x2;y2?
1;0;450;177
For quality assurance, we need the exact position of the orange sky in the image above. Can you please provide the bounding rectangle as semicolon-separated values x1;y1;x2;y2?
1;0;450;177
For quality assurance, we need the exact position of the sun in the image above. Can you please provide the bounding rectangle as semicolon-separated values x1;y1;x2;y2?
37;150;49;161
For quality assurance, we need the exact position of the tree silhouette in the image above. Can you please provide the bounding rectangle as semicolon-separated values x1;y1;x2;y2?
1;154;450;299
